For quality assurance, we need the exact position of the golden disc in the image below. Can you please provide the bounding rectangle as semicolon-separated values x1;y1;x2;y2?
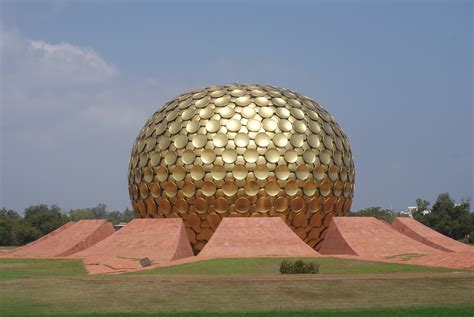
243;149;258;163
265;180;280;196
273;133;288;147
222;149;237;163
296;164;309;180
181;150;196;164
235;197;250;213
213;133;228;147
290;197;305;212
265;148;280;163
303;180;317;196
201;181;217;196
244;180;260;196
182;182;196;197
174;135;188;149
190;165;205;180
201;149;216;164
274;196;288;212
254;164;269;180
164;182;178;197
214;197;228;213
256;197;272;213
273;97;287;107
222;181;238;196
247;119;261;132
262;118;277;131
320;180;332;197
234;133;250;147
233;164;248;180
172;165;186;181
275;165;290;180
220;106;235;119
255;132;270;147
194;197;208;213
154;166;168;182
241;106;256;119
226;119;241;132
211;165;226;180
192;134;207;148
205;120;220;133
214;95;230;107
284;180;298;196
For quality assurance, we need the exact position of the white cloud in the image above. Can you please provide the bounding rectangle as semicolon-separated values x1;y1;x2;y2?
0;29;165;142
0;28;174;211
28;40;119;84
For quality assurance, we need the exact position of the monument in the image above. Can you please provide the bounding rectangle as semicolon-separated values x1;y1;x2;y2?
127;84;355;252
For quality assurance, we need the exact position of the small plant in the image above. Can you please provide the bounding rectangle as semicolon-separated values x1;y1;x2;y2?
279;259;320;274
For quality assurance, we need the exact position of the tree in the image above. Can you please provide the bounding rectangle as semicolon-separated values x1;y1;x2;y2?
24;204;67;236
414;193;473;240
416;198;430;212
0;208;22;246
68;208;95;221
10;221;42;245
348;207;394;223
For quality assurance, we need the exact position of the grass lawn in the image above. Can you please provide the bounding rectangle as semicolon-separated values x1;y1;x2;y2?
0;257;473;316
134;257;458;275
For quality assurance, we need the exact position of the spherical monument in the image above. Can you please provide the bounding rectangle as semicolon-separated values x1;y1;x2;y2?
128;84;355;252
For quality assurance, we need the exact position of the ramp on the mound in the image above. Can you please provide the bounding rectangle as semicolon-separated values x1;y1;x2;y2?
391;217;474;253
73;219;193;262
199;217;319;258
6;220;114;257
318;217;440;258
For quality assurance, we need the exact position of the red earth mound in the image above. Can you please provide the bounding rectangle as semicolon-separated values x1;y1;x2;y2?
391;217;474;253
318;217;441;258
4;220;114;257
72;218;193;263
198;217;319;258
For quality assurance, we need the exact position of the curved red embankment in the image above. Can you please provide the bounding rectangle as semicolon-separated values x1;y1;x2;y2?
2;221;76;255
73;218;193;262
318;217;440;258
391;217;474;253
409;252;474;270
198;217;319;258
4;220;115;257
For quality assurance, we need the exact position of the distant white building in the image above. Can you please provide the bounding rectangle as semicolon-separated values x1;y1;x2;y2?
421;209;431;215
399;207;431;218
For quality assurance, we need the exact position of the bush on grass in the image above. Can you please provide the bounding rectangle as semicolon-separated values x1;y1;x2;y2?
279;259;319;274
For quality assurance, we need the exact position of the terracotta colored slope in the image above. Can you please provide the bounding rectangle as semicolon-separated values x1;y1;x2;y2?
5;220;114;257
198;217;319;258
392;217;474;253
2;221;76;255
73;219;193;262
318;217;440;258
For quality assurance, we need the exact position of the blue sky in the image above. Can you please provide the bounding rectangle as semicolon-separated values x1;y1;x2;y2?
1;0;472;213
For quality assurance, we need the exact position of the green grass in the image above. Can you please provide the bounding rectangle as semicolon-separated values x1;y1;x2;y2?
13;305;474;316
0;258;472;316
0;258;86;280
134;257;459;276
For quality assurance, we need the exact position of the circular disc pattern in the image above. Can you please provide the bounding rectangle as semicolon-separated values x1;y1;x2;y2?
128;83;355;253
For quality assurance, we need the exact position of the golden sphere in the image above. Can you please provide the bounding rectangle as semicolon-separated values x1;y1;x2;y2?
128;84;355;252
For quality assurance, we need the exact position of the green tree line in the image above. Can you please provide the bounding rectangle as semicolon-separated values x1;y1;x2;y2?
0;204;134;246
348;193;473;243
1;192;472;246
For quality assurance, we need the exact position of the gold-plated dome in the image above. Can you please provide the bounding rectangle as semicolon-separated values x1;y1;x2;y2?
128;84;355;252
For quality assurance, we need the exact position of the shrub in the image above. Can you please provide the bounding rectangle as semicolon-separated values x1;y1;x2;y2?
279;259;320;274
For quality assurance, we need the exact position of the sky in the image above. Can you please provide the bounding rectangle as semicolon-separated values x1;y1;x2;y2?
0;0;472;214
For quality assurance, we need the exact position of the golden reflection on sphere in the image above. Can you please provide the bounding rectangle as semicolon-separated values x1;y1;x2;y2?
128;84;355;253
